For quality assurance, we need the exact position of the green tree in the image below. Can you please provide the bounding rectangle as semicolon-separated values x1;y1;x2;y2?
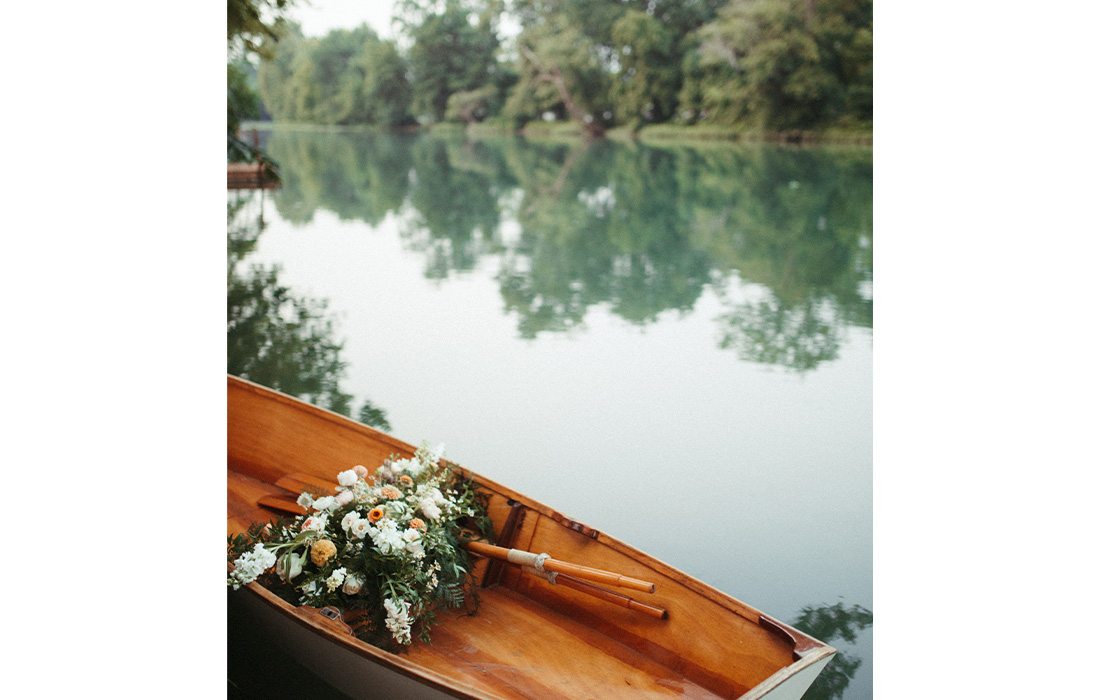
610;10;680;126
228;59;261;136
228;0;298;161
505;13;613;136
400;0;502;122
679;0;871;131
258;25;413;126
228;0;296;57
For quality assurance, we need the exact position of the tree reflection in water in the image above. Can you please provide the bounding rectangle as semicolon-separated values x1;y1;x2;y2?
790;602;873;700
265;130;871;371
227;191;391;429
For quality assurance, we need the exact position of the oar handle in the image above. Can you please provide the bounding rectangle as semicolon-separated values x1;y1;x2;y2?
465;541;656;594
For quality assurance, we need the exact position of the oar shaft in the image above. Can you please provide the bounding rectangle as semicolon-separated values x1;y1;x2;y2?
465;541;656;594
553;573;668;620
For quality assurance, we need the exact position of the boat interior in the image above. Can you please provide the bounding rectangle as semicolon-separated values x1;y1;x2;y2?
228;376;831;698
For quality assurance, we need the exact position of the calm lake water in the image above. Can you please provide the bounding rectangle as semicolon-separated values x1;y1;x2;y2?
228;128;873;699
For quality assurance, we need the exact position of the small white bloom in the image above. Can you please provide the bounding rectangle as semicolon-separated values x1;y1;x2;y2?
342;573;363;595
312;496;337;512
383;597;413;645
326;567;347;592
401;528;424;558
296;492;314;509
228;543;278;589
301;513;328;532
351;519;371;540
419;498;442;521
427;487;448;506
335;490;354;506
353;465;369;478
341;511;361;532
337;469;358;487
369;519;406;555
392;458;423;478
427;442;445;462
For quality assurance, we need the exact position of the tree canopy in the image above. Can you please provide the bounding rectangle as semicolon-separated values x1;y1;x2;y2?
250;0;872;135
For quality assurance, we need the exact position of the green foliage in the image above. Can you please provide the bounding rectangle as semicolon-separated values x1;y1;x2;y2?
247;0;870;134
679;0;872;131
403;1;502;122
228;0;298;161
610;10;681;126
228;0;296;59
445;84;502;123
505;13;613;135
228;60;261;138
258;25;414;126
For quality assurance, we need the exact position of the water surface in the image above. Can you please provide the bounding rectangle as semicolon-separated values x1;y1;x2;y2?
228;128;872;698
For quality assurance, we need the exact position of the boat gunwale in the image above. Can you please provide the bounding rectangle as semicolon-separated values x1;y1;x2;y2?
228;374;837;697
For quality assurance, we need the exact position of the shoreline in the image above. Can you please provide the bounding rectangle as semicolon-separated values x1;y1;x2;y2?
240;120;872;148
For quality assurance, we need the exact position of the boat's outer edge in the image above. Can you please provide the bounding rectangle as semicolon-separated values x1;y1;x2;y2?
228;374;834;687
240;581;504;700
737;646;837;700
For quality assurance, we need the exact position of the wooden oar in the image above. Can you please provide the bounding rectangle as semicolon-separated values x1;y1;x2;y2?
524;567;668;619
465;541;656;594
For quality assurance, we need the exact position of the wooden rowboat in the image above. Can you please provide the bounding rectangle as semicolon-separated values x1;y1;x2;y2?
228;375;836;698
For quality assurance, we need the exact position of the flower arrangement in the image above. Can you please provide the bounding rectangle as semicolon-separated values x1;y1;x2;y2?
227;443;493;650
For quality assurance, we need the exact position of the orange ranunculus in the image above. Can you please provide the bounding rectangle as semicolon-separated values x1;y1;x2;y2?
368;507;385;523
310;539;337;567
381;486;402;500
398;475;414;487
409;518;426;531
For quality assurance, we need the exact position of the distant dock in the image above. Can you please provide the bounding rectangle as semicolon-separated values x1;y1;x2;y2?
228;162;278;190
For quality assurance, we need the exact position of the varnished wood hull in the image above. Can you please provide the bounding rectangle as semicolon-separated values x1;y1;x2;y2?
228;375;835;698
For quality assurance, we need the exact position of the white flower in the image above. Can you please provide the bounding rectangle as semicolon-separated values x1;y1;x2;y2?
301;513;328;532
383;597;413;645
342;574;363;595
427;442;445;463
353;465;368;478
351;519;371;540
341;511;361;532
369;519;406;555
228;544;277;590
427;487;448;506
312;496;337;512
337;469;358;487
392;458;422;478
296;492;314;509
403;528;425;559
335;490;354;506
325;567;347;592
419;498;442;521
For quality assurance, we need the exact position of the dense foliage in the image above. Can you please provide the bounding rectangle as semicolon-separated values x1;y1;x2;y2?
257;25;414;126
228;0;298;160
251;0;871;135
